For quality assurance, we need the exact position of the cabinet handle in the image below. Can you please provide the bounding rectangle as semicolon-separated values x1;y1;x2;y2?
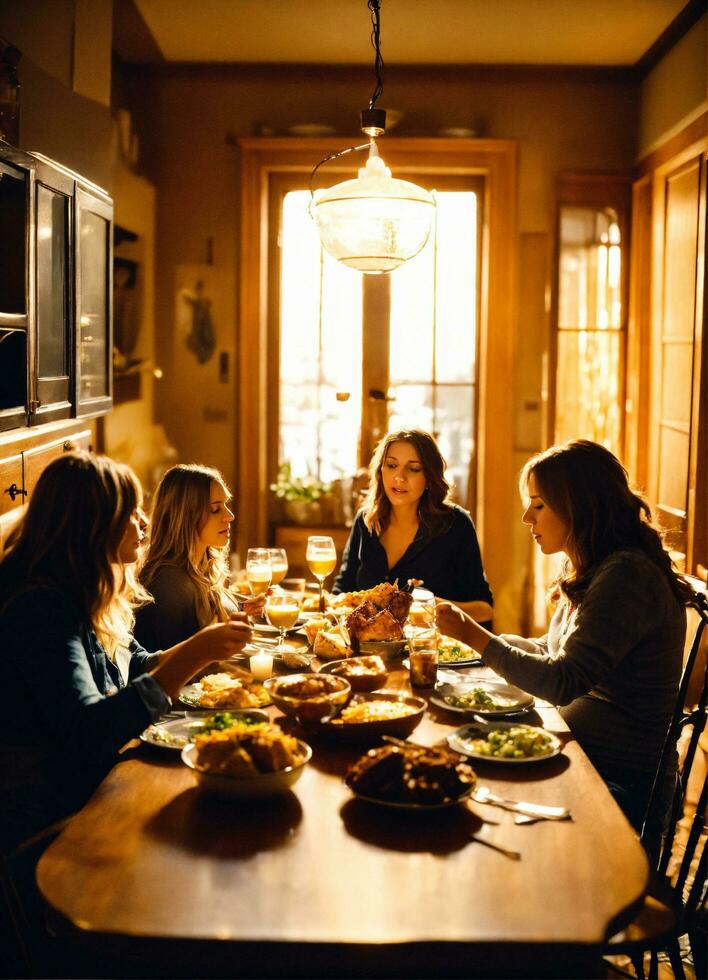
4;483;27;502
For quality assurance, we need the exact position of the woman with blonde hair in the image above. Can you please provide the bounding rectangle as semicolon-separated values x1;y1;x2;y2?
0;451;251;847
438;439;691;831
135;463;254;650
333;429;492;621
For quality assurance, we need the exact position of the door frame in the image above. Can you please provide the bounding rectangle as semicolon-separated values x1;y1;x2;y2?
237;136;517;601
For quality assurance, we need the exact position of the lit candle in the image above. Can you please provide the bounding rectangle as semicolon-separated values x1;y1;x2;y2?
250;650;273;681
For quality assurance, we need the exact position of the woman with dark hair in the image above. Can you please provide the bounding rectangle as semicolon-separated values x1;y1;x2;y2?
0;451;251;848
333;429;492;619
438;439;691;830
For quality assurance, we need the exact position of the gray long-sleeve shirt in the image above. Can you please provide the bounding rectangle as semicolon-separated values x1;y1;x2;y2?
483;548;686;774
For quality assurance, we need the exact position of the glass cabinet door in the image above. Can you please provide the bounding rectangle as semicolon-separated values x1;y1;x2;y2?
75;185;112;417
0;158;29;431
32;159;73;424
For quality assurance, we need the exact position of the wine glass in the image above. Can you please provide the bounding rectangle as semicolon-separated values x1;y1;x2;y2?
306;535;337;613
268;548;289;587
264;590;302;654
246;548;272;601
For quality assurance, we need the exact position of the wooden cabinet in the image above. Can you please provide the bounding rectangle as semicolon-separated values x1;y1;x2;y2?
0;422;92;548
0;139;113;433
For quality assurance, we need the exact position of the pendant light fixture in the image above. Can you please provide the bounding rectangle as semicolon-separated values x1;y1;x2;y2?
310;0;435;274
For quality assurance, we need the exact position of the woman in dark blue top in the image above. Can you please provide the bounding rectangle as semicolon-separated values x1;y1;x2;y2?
0;451;252;850
333;430;492;619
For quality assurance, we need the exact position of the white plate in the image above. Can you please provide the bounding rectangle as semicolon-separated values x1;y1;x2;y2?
430;680;534;717
179;680;271;710
447;722;562;764
253;621;304;636
140;710;269;751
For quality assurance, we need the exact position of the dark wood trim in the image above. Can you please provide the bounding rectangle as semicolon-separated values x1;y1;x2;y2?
634;0;707;79
636;112;708;178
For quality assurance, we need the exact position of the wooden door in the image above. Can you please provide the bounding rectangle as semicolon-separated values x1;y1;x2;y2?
650;151;706;567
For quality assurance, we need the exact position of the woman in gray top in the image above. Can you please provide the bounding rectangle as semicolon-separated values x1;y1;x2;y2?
135;464;261;651
438;440;692;832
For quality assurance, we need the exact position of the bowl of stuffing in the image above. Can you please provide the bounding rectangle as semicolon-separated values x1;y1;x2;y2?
319;655;388;693
181;718;312;798
263;672;351;723
322;691;426;741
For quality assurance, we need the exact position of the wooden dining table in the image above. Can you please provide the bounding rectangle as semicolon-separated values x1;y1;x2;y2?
36;658;649;979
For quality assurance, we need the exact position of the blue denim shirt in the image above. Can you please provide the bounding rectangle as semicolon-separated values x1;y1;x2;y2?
333;505;493;606
0;586;170;850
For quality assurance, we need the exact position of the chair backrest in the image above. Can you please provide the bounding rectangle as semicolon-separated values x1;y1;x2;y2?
641;586;708;887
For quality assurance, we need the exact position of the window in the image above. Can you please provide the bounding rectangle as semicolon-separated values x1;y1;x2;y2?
551;175;631;457
276;182;480;508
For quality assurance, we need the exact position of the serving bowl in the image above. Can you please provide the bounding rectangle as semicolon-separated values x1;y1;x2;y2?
355;638;408;664
181;740;312;799
264;672;351;722
319;656;388;693
322;690;426;741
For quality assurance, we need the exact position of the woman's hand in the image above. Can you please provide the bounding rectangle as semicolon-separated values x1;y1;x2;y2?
196;614;253;660
242;592;268;620
436;601;473;643
436;601;494;655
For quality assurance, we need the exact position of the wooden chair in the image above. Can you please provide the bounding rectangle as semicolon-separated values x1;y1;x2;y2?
604;587;708;979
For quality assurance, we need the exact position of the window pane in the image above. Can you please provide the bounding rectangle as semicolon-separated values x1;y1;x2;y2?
435;193;477;382
388;384;434;435
555;330;621;450
558;207;621;330
389;234;434;383
280;191;362;482
434;385;475;505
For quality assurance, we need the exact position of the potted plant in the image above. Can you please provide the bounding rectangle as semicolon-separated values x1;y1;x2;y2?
270;462;332;526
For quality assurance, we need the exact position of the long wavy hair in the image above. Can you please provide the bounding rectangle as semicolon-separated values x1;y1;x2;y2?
140;464;232;626
520;440;693;607
0;451;149;657
362;429;455;538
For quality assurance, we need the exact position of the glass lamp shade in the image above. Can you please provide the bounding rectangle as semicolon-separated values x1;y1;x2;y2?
311;150;435;274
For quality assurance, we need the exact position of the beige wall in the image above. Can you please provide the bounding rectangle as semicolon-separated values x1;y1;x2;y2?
0;0;114;189
637;15;707;159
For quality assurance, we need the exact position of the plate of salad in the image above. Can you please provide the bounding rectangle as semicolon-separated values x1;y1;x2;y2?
140;709;269;752
447;721;562;764
430;679;534;717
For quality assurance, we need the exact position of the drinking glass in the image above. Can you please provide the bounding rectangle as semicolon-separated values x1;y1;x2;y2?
408;630;439;688
264;591;303;653
268;548;289;586
246;548;272;596
306;535;337;613
409;587;436;627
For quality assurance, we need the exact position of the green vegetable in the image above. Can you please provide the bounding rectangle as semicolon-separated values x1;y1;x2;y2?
464;726;555;759
446;687;511;711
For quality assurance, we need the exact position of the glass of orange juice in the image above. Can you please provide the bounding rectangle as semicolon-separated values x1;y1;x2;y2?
264;591;302;653
306;535;337;613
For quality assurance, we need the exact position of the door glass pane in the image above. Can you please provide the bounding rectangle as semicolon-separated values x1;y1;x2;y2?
559;207;621;330
435;193;477;382
280;191;362;481
434;385;475;504
36;185;68;378
0;164;26;313
389;191;477;505
79;209;108;400
0;329;26;409
556;331;621;449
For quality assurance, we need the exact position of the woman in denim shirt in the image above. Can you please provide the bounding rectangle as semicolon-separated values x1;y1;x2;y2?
0;451;251;849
